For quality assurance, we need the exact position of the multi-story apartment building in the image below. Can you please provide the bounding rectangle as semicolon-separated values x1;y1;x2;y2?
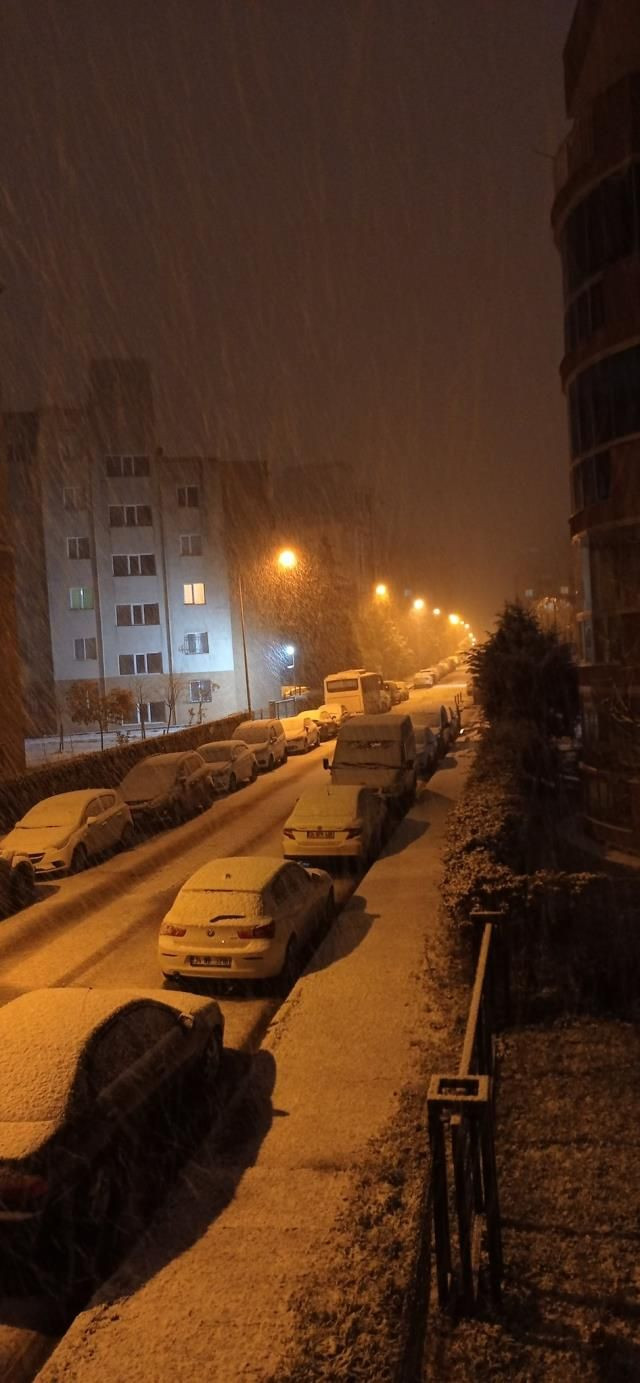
6;359;270;732
552;0;640;849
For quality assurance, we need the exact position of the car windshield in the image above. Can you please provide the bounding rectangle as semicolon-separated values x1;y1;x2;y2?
201;746;232;763
236;725;268;743
121;759;179;796
19;799;80;829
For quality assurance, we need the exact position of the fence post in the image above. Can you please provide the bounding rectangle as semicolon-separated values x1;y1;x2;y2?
428;1082;452;1308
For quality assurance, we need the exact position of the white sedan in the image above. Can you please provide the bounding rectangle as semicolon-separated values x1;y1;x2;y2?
197;740;258;793
306;703;349;740
0;789;134;876
282;714;320;754
159;856;334;992
282;784;388;864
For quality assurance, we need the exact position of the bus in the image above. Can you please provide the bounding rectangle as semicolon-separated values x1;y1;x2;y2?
323;669;387;716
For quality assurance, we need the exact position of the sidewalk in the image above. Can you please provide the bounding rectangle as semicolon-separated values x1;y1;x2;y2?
40;747;474;1383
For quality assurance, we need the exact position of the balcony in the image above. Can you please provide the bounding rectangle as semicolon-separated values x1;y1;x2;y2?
552;74;640;228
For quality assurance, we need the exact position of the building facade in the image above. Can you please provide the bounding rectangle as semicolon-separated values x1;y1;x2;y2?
552;0;640;848
6;360;273;733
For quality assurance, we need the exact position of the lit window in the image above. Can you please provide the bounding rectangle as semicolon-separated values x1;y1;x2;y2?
184;582;206;605
67;537;91;560
177;486;199;508
69;587;94;610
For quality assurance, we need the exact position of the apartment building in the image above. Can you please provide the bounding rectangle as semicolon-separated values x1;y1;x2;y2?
6;360;259;732
552;0;640;848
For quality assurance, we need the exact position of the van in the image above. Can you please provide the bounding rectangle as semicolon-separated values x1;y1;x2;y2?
324;713;417;806
232;718;286;771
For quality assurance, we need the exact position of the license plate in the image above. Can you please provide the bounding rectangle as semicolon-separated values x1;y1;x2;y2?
189;956;231;969
307;829;335;840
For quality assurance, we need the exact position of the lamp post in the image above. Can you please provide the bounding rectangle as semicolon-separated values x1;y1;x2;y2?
237;549;299;716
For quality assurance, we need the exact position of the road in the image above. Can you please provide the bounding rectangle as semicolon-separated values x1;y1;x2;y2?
0;675;468;1380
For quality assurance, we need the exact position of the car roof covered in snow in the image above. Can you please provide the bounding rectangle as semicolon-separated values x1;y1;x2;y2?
19;789;109;821
286;785;368;824
338;714;411;739
0;987;221;1160
198;740;239;753
180;856;285;893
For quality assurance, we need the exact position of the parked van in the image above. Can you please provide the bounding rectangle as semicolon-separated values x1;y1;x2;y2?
324;713;417;806
232;719;286;771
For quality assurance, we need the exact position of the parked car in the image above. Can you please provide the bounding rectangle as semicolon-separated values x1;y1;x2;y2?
0;853;36;915
0;987;224;1294
159;856;334;992
394;681;410;702
448;705;462;740
411;723;439;778
197;739;258;793
379;685;392;712
383;680;403;706
413;670;435;689
325;713;417;807
282;784;388;866
232;719;287;771
411;706;453;757
0;789;134;876
306;703;349;739
120;752;213;829
282;714;320;755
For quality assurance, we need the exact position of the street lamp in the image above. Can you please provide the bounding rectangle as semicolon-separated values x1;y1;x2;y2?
432;607;441;617
412;597;426;611
375;582;388;599
238;550;299;716
448;613;461;626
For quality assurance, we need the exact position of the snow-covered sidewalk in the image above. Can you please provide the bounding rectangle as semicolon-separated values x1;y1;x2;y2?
40;748;473;1383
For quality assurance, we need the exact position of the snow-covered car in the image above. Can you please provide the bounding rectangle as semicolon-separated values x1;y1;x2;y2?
383;680;404;706
411;722;439;778
282;784;387;864
282;714;320;754
306;703;349;740
120;751;213;828
0;789;134;876
159;856;334;992
410;707;451;757
197;739;258;793
0;987;224;1294
413;670;435;689
231;719;287;771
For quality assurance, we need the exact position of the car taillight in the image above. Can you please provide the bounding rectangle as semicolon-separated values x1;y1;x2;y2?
0;1170;49;1210
160;922;187;937
236;920;275;940
282;829;295;839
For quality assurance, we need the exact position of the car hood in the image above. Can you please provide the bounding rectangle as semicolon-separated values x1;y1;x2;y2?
3;825;71;853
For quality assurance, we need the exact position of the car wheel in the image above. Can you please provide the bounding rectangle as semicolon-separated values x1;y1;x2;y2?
276;935;298;997
69;1159;123;1295
228;773;237;794
10;860;36;911
120;822;135;851
71;844;88;874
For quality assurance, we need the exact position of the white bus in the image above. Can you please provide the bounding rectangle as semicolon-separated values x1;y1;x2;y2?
323;668;387;716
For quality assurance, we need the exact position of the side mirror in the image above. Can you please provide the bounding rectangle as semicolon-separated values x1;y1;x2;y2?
323;757;330;771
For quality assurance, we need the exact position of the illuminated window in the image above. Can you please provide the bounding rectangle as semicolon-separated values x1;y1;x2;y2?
184;582;205;605
69;587;94;610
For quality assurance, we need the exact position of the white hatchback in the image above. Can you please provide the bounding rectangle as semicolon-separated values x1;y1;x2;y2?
282;784;388;863
282;715;320;754
0;789;133;876
159;856;334;992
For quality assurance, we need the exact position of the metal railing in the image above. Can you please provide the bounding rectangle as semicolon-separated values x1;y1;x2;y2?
427;912;505;1313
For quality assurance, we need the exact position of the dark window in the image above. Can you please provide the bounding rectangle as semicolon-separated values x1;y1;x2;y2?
144;603;159;625
116;605;132;626
109;505;152;528
112;555;129;577
119;654;135;675
135;653;146;674
74;637;97;660
183;632;209;654
147;652;163;673
67;536;90;560
563;161;639;296
63;486;87;511
109;506;125;527
140;553;156;575
150;700;166;721
177;486;199;508
180;533;202;556
569;346;640;457
189;679;212;702
112;553;157;576
136;504;152;526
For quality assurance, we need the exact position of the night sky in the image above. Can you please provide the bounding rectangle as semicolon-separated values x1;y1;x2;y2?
0;0;576;629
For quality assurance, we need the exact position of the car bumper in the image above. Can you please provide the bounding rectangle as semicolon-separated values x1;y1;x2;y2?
159;939;287;981
283;837;362;859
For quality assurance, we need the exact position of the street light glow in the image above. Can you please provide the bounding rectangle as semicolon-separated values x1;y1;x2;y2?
448;613;461;625
432;607;441;616
277;548;298;570
284;644;295;657
412;597;425;611
375;582;388;598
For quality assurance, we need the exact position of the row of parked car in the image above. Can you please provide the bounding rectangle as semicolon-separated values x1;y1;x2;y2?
412;654;462;689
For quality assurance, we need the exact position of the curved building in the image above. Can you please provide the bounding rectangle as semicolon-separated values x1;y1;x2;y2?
552;0;640;850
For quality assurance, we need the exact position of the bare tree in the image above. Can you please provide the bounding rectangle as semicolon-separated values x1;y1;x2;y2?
160;673;182;733
65;683;135;751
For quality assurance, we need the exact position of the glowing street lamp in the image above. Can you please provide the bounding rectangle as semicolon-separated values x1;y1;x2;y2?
375;582;388;599
277;548;298;571
412;597;426;612
448;613;461;626
432;607;441;617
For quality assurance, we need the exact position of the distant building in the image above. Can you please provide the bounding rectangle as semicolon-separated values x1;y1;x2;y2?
5;360;281;734
0;411;26;775
552;0;640;849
